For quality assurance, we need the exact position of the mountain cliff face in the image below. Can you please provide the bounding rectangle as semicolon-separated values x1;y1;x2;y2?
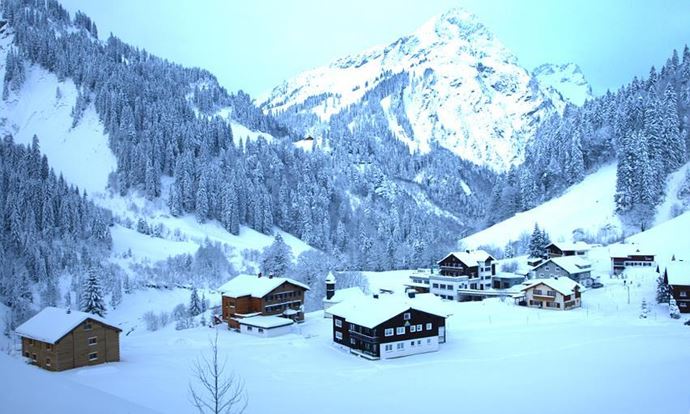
261;9;574;172
533;62;593;107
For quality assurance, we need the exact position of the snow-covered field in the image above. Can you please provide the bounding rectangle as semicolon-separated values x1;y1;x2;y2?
2;258;690;414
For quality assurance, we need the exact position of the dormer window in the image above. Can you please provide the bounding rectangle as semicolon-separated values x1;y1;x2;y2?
84;322;93;331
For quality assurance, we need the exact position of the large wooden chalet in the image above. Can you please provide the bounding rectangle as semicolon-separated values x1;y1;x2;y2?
531;256;593;287
430;250;496;300
609;244;656;275
665;260;690;313
15;307;121;371
328;293;448;360
521;278;583;310
545;241;590;258
219;274;310;333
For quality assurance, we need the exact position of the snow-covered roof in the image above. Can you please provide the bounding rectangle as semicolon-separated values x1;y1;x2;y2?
238;315;294;329
547;241;591;252
324;286;366;304
536;256;592;274
608;244;655;258
328;294;449;329
15;307;121;345
440;250;494;265
218;274;310;298
325;272;336;283
492;272;525;280
521;278;584;296
666;260;690;286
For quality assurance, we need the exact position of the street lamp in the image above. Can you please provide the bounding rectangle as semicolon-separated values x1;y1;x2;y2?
624;280;630;305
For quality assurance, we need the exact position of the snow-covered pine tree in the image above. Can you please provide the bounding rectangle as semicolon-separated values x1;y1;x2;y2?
111;276;122;309
80;268;107;317
528;224;543;258
656;272;671;303
260;233;293;277
189;288;202;317
669;298;681;319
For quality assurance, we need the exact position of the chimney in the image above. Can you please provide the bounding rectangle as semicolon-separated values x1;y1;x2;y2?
325;272;336;300
373;294;379;299
408;291;416;299
269;274;274;279
257;272;262;278
466;250;471;254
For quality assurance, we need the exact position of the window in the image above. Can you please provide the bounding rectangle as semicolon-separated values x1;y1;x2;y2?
446;285;453;290
88;352;98;361
335;319;342;328
258;328;264;333
46;344;52;351
335;331;343;340
384;344;393;351
416;324;422;332
24;352;29;358
84;322;92;331
384;328;394;337
32;354;37;362
350;338;356;345
45;358;51;367
410;325;417;333
28;339;34;346
88;337;97;346
427;338;431;344
432;283;439;288
396;327;405;335
680;291;688;298
247;326;253;331
397;343;404;350
417;340;421;345
680;302;687;308
411;341;415;346
426;323;432;331
403;312;411;320
439;284;446;289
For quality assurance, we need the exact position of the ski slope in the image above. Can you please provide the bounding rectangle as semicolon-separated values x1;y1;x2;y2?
462;164;621;248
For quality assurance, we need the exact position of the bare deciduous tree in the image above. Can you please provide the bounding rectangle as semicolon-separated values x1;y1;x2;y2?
189;331;247;414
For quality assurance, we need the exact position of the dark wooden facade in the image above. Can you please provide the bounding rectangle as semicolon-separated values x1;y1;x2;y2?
223;281;307;329
332;308;446;359
438;254;495;278
21;319;120;372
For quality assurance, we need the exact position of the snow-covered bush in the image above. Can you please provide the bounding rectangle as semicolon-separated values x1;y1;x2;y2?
501;260;518;273
669;298;681;319
639;299;649;319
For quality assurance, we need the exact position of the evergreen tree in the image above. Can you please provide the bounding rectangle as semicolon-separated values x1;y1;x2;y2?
189;287;202;317
80;268;107;317
110;276;122;309
528;223;543;259
260;233;293;276
656;272;671;303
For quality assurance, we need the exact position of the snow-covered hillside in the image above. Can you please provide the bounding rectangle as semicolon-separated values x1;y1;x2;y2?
261;8;565;172
0;30;312;273
533;62;593;106
462;163;621;249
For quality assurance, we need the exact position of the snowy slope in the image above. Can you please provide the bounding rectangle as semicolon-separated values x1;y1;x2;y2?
261;8;564;172
0;32;116;195
627;210;690;263
533;63;593;106
0;32;312;270
0;354;158;414
654;160;690;225
462;164;621;249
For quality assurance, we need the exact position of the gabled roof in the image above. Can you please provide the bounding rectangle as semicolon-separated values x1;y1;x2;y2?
218;274;310;298
521;278;584;296
15;307;121;345
608;244;655;259
535;256;592;275
439;250;494;266
666;260;690;286
547;241;590;252
328;294;449;329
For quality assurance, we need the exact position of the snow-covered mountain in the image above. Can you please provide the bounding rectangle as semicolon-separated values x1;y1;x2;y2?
261;9;566;172
533;63;593;106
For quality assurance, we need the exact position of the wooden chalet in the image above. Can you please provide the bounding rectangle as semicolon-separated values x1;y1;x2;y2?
15;307;121;371
609;244;656;275
545;241;590;258
665;260;690;313
532;256;593;286
427;250;496;301
219;274;310;332
521;278;583;310
328;292;448;360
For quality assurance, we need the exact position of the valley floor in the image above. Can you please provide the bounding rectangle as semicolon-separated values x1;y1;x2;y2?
3;269;689;414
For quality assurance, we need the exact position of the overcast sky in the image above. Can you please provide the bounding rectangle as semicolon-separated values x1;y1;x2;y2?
59;0;690;98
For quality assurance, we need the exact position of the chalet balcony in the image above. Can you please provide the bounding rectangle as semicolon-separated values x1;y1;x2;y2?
348;329;379;342
440;264;465;269
532;290;556;299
